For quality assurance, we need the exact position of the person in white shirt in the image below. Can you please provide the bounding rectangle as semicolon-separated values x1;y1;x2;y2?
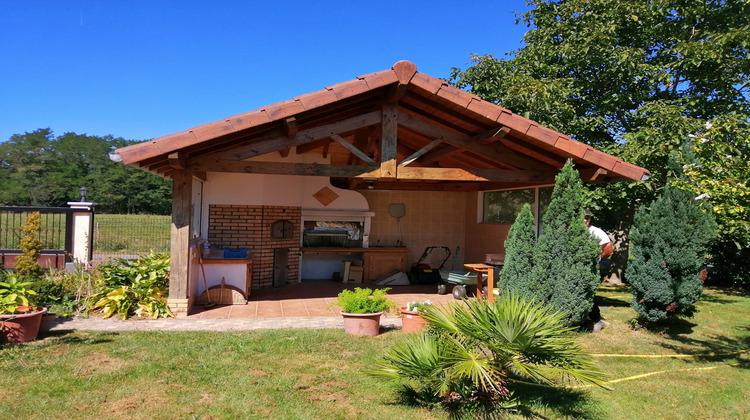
584;209;613;330
584;209;613;261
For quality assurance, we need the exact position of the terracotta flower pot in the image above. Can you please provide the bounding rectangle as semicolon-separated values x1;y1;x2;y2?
400;306;428;333
1;306;48;343
341;311;383;336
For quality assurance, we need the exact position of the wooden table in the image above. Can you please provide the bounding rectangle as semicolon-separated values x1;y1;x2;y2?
464;263;496;303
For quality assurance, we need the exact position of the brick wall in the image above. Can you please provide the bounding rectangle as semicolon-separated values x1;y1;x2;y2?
208;205;300;289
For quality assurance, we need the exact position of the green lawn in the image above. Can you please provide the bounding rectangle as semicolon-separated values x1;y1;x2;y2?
2;286;748;419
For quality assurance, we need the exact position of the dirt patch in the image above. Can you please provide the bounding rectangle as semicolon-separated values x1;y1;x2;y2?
74;351;130;376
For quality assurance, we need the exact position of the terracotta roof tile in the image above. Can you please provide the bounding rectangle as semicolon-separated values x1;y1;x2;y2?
328;78;371;100
496;110;532;133
392;60;418;84
295;87;339;110
553;136;591;159
436;84;473;108
358;69;398;90
189;120;235;142
226;109;272;132
466;98;504;122
525;124;559;146
263;99;305;121
152;131;198;155
612;160;648;180
117;141;162;165
410;72;444;94
583;148;617;171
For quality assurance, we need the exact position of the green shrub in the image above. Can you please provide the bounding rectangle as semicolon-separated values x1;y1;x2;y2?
88;253;172;319
629;186;717;323
0;271;38;314
370;293;609;418
499;203;537;297
333;287;395;314
14;212;44;279
531;160;601;325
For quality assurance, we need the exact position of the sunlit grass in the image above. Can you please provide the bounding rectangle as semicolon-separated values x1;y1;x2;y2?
2;286;748;419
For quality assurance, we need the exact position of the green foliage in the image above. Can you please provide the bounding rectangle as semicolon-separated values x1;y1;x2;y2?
14;212;44;279
88;253;172;319
533;160;601;325
32;266;95;317
333;287;395;314
629;186;717;323
0;129;172;214
0;271;38;314
499;203;537;296
450;0;750;279
370;293;609;418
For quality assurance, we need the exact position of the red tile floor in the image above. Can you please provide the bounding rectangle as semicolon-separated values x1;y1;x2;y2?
187;280;460;319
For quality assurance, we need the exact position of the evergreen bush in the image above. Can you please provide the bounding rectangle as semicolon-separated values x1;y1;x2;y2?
499;203;537;297
530;160;600;326
629;186;717;323
14;212;45;279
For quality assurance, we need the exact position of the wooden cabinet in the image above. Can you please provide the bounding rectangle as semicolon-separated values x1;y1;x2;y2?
364;249;408;282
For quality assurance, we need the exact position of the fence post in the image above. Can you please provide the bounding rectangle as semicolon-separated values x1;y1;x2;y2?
67;200;96;266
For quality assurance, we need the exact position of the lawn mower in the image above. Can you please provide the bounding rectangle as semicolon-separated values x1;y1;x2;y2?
408;246;451;284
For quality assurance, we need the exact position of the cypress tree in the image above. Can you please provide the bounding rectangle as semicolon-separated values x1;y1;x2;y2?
15;212;45;279
531;160;600;325
499;203;536;297
629;185;717;323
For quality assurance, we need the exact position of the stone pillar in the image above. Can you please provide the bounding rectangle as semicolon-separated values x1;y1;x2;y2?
66;201;96;266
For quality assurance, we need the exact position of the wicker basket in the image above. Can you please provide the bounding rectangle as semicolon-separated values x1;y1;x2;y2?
195;278;247;305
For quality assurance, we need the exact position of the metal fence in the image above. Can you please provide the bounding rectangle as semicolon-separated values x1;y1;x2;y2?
92;214;171;260
0;206;75;269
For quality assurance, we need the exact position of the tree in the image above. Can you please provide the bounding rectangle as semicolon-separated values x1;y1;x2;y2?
675;115;750;288
371;293;609;418
0;129;172;214
498;203;537;297
450;0;750;283
531;159;601;326
629;185;717;323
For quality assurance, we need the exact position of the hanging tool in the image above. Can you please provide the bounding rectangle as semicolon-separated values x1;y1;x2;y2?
199;252;215;308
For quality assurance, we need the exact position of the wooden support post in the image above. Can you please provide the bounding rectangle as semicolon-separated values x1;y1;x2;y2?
169;167;192;316
381;104;398;178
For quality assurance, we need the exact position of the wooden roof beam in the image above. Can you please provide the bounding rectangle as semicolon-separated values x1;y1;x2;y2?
331;134;377;165
398;112;538;170
476;126;511;144
397;167;557;183
398;139;443;167
202;110;382;161
192;159;381;178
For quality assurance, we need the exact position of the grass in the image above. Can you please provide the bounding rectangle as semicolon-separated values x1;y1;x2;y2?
93;214;170;254
2;286;748;419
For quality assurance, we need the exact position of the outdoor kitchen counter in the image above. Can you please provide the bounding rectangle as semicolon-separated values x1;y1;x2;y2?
301;247;409;282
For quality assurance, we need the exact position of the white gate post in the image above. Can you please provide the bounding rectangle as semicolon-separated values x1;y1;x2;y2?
67;200;96;266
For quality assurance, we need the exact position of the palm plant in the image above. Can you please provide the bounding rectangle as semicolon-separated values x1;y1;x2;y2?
370;293;610;417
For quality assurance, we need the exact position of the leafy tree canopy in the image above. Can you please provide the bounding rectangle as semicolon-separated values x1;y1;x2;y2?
450;0;750;232
0;129;171;214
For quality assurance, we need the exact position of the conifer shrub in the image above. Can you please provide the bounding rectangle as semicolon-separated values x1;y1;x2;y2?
15;212;45;279
498;203;536;297
530;160;600;326
629;186;717;323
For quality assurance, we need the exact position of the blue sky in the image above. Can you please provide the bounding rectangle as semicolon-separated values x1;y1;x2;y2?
1;1;530;143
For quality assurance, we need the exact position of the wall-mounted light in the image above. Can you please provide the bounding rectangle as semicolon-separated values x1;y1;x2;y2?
367;181;375;190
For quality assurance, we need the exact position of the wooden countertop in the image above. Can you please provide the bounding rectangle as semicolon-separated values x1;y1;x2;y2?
301;247;409;253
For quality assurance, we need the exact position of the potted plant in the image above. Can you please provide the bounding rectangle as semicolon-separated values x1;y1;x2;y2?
333;287;395;336
400;299;433;333
0;271;48;343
